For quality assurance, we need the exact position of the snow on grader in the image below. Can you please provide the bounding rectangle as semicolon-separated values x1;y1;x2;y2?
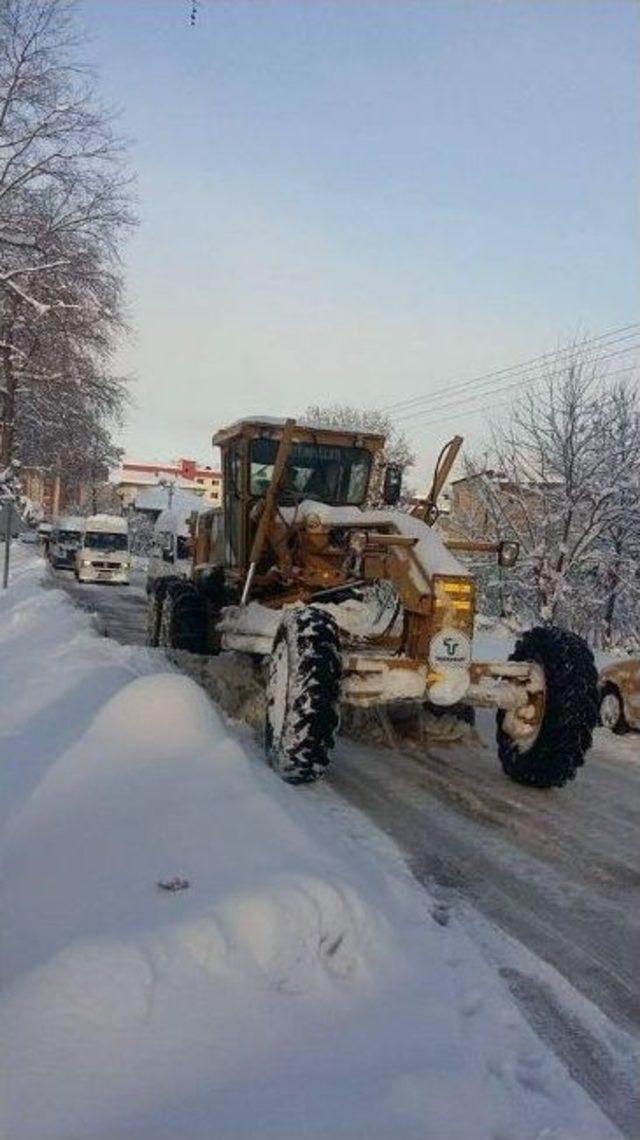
146;418;598;788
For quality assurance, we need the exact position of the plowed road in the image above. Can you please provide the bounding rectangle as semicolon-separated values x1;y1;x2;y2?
55;568;640;1138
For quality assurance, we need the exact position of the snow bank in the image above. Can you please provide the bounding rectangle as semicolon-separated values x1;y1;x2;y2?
0;550;621;1140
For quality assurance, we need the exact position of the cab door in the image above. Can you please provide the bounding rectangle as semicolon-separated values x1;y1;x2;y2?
223;441;245;570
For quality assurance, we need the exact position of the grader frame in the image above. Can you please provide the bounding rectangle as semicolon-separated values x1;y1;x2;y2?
185;418;539;736
147;415;597;789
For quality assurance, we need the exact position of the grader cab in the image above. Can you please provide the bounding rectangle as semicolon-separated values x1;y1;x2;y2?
147;417;598;789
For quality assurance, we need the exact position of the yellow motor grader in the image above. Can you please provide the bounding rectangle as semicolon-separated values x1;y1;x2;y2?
146;417;598;788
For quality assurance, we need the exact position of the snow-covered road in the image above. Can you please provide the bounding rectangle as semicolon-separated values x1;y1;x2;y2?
332;732;640;1135
51;563;148;644
51;562;640;1136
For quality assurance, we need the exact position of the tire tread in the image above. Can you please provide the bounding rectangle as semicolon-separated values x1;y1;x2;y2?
266;607;342;784
497;625;598;788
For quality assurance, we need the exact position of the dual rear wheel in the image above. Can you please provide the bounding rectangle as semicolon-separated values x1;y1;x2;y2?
146;579;205;654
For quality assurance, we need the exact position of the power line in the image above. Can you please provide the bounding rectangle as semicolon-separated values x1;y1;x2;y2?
392;340;640;426
386;322;640;415
395;346;640;428
384;322;640;418
401;360;640;432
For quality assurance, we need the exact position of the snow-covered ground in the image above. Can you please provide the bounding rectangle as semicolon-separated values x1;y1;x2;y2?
0;549;624;1139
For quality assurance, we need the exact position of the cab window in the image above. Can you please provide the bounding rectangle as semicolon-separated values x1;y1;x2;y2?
249;439;372;506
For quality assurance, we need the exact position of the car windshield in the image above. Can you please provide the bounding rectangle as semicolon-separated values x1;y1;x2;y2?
84;531;128;551
250;439;372;506
57;530;82;544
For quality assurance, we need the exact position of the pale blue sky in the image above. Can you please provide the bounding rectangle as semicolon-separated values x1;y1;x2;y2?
81;0;639;475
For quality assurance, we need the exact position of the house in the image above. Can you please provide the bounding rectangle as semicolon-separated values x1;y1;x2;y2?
446;469;553;538
113;458;222;509
20;467;121;520
131;486;205;521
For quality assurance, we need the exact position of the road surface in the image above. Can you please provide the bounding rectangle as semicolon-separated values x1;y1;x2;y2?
53;564;148;644
53;565;640;1136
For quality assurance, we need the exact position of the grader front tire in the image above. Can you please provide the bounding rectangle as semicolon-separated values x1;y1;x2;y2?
265;607;342;784
497;626;598;788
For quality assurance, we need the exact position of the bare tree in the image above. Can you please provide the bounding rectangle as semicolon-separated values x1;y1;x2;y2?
458;347;640;641
590;382;640;645
0;0;134;472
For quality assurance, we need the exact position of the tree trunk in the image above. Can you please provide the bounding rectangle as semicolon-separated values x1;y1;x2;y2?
0;303;19;467
0;357;16;467
603;546;622;647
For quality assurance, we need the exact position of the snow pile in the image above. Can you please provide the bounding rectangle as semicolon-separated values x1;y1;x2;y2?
178;648;267;730
0;550;621;1139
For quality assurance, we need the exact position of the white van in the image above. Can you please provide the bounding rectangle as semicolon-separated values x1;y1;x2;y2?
49;515;85;569
146;505;194;592
76;514;131;585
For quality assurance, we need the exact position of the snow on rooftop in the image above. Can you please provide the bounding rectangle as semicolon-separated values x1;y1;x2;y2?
133;486;205;513
114;461;221;484
155;498;210;534
52;515;85;530
214;416;385;441
84;513;128;530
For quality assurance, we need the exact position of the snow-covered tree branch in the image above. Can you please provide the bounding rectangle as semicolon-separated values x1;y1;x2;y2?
459;346;640;645
0;0;134;486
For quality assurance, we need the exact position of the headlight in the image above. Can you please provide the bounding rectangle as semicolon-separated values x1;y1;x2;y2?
432;575;474;614
81;559;92;567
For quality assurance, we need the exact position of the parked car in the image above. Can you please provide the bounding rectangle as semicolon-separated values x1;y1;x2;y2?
48;516;84;569
598;660;640;734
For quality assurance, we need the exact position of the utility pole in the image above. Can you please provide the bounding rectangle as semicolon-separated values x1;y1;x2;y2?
2;496;12;588
159;476;176;510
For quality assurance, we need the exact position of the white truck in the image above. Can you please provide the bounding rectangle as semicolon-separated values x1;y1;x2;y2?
48;516;85;570
146;505;197;592
75;514;131;585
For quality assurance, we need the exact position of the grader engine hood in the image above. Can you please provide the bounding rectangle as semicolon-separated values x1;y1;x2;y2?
280;500;468;577
274;500;476;704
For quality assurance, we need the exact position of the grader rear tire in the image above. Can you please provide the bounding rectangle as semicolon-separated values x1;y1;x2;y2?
158;581;206;654
497;626;598;788
265;607;342;784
